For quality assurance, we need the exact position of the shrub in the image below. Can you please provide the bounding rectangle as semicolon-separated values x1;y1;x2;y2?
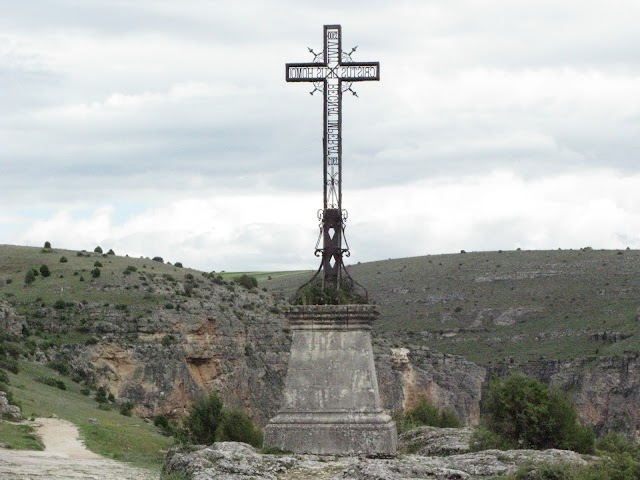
95;386;109;404
394;396;463;433
236;274;258;290
44;241;51;249
91;267;101;278
292;277;367;305
47;360;70;376
37;377;66;390
183;392;224;445
94;246;103;253
154;415;176;436
481;373;594;453
175;262;183;268
94;261;103;267
24;270;36;286
119;401;134;416
59;256;68;263
123;265;137;275
470;427;514;451
216;408;264;448
107;249;115;255
152;256;164;263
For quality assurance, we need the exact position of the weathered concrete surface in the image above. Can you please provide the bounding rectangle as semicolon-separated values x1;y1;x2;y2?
264;305;397;455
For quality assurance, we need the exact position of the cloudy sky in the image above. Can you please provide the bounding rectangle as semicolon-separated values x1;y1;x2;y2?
1;0;639;272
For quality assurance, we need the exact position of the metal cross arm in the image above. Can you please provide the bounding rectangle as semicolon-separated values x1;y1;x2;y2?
285;24;379;288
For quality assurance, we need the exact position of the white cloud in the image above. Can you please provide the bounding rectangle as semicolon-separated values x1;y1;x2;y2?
1;1;640;270
11;169;640;271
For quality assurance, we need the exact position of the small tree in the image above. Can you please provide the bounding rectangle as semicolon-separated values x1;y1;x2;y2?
107;249;115;255
44;241;51;249
183;392;224;445
39;264;51;277
94;246;103;254
91;267;101;278
59;256;68;263
479;373;594;453
24;270;36;286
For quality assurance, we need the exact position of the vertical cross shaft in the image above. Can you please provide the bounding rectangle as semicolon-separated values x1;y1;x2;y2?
286;25;379;287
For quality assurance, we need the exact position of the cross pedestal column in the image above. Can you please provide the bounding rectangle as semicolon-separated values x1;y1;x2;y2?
264;305;397;455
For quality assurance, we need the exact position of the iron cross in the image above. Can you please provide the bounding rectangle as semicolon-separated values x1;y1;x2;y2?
286;25;380;284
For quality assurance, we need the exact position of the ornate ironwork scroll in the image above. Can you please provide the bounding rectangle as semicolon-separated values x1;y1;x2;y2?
286;25;380;301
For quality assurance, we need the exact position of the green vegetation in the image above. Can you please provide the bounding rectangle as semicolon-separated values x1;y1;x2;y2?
24;270;35;286
472;373;594;454
496;433;640;479
181;391;263;448
394;396;462;433
39;264;51;277
4;362;172;470
235;274;258;290
264;249;640;365
291;277;367;305
0;422;45;450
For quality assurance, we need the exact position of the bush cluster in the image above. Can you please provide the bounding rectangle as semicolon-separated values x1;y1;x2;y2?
179;392;263;448
235;274;258;290
394;396;463;433
472;373;595;454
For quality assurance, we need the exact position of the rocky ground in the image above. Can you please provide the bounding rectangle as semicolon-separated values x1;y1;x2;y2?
162;427;598;480
0;418;157;480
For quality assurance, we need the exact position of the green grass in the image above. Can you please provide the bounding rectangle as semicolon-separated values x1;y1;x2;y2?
5;362;173;471
264;249;640;365
0;421;45;450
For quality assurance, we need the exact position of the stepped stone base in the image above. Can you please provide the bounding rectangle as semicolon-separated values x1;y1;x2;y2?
264;305;397;455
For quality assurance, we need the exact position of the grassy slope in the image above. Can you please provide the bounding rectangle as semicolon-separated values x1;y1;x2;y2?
5;361;172;470
262;249;640;365
0;421;44;450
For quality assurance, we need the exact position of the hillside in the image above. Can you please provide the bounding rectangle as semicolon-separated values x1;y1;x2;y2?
263;248;640;365
2;244;640;442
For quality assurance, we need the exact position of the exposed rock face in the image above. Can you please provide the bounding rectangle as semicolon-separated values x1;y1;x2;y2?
489;354;640;442
0;391;22;420
0;300;25;336
69;287;292;425
375;341;485;427
63;287;485;428
398;426;472;456
162;440;597;480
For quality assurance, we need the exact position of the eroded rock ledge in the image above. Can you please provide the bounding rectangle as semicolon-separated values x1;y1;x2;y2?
162;441;596;480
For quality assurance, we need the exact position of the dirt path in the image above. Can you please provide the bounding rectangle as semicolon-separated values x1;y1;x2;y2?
0;418;159;479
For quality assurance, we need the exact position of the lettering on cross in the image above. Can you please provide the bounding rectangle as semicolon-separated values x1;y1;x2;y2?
286;25;380;285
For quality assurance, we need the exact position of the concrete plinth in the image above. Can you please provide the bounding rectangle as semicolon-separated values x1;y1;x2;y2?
264;305;397;455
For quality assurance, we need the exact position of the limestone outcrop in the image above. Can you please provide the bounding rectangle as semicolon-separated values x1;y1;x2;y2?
0;300;26;337
161;439;596;480
0;391;22;420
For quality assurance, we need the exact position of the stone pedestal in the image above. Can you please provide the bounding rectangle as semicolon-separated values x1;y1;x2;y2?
264;304;397;455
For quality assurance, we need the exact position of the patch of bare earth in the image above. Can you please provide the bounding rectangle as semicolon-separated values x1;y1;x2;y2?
0;418;157;480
